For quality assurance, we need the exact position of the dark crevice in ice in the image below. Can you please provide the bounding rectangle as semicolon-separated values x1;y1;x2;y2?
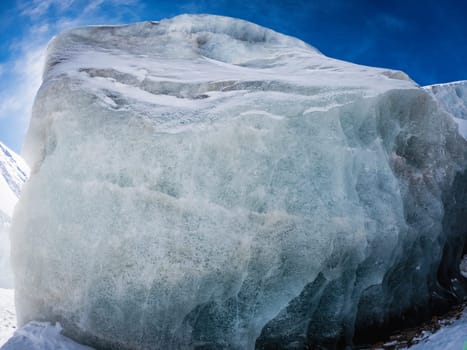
352;170;467;347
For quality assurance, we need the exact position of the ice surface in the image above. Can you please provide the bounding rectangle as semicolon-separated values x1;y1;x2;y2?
0;143;29;288
11;14;467;349
425;81;467;139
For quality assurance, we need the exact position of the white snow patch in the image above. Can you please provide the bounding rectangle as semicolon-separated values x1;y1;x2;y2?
0;289;94;349
0;142;29;218
402;308;467;350
0;289;15;347
1;321;94;350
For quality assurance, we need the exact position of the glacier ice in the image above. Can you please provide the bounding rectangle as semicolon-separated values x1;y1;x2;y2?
0;142;29;288
425;80;467;139
11;15;467;349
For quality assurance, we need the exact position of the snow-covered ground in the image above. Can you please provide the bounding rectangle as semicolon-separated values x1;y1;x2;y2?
403;308;467;350
0;289;15;347
1;323;94;350
0;289;94;349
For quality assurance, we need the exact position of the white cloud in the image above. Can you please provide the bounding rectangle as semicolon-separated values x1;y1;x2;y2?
0;0;143;151
0;44;46;143
20;0;75;19
82;0;106;14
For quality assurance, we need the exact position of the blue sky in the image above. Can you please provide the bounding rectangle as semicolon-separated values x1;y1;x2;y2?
0;0;466;152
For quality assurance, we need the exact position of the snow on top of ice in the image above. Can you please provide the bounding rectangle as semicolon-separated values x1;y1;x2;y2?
424;80;467;139
0;142;29;218
38;16;415;115
14;14;467;349
425;80;467;116
25;14;417;166
42;14;415;90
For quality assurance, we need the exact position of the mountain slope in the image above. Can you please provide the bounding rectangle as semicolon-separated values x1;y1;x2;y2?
0;142;28;218
0;142;29;288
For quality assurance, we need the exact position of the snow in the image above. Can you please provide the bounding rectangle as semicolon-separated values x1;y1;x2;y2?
0;144;30;342
1;321;94;350
0;289;15;347
0;143;29;218
11;14;467;349
403;308;467;350
425;80;467;119
0;290;93;349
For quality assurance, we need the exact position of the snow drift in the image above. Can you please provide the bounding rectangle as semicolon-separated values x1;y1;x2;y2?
11;15;467;349
1;321;95;350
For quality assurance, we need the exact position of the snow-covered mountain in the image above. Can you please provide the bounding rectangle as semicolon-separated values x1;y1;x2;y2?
10;14;467;349
0;142;28;288
0;142;28;218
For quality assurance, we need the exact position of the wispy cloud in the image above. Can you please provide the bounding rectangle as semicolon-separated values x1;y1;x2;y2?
19;0;75;19
0;42;46;152
0;0;143;152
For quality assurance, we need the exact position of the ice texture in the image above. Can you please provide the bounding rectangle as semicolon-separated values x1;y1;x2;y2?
0;142;29;288
425;80;467;139
11;15;467;349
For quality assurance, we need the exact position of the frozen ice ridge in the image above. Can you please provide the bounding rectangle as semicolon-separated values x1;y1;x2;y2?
11;14;467;349
425;80;467;139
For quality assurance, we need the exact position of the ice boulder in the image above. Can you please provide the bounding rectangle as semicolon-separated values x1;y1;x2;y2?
11;15;467;349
